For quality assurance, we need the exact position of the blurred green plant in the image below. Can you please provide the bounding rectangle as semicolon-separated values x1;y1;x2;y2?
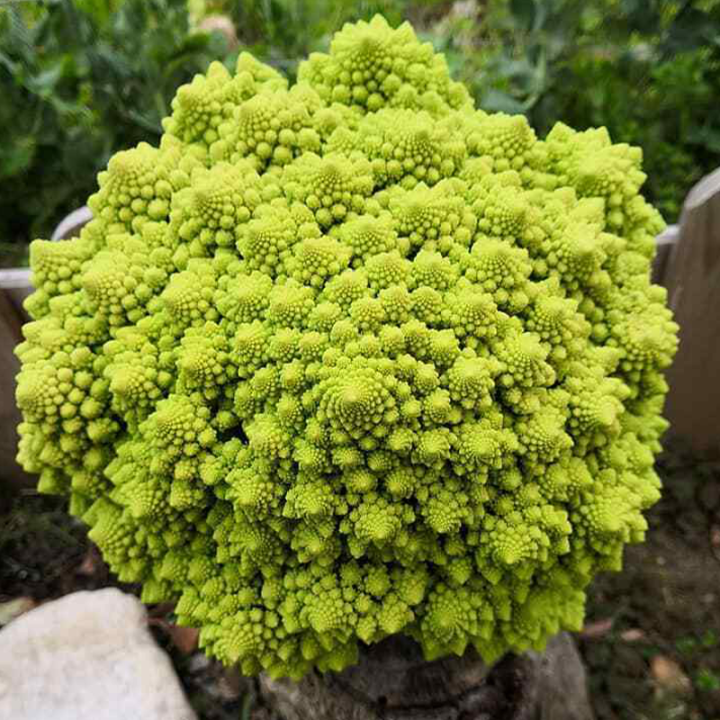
0;0;452;257
429;0;720;221
695;668;720;692
676;630;720;655
0;0;230;258
1;0;716;255
221;0;447;78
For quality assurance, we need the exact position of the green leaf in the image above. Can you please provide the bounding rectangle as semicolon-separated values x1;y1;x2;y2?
480;89;528;115
687;126;720;155
0;51;16;74
0;136;36;179
695;668;720;693
510;0;536;32
664;9;714;55
25;63;64;96
123;108;164;135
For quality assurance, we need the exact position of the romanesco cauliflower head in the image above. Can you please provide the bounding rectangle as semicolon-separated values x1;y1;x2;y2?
16;15;678;678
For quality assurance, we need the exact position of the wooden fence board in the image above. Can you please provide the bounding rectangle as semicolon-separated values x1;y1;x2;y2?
653;225;679;286
0;269;32;319
0;291;32;490
663;168;720;457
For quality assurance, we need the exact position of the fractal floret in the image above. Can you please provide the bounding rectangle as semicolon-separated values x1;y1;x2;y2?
16;16;678;678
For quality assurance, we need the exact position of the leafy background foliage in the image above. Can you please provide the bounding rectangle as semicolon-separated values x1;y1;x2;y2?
0;0;229;264
431;0;720;223
1;0;719;265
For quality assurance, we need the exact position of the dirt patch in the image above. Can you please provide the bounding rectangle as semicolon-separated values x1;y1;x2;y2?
0;492;117;600
579;445;720;720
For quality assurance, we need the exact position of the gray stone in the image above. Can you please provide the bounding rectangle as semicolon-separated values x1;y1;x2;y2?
0;588;197;720
260;632;594;720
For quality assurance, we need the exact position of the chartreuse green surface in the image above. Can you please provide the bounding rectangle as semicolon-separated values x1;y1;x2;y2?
15;15;678;679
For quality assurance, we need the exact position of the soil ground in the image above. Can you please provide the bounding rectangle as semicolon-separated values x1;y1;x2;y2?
578;445;720;720
1;443;719;720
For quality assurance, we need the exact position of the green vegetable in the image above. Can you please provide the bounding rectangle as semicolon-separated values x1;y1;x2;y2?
15;15;678;679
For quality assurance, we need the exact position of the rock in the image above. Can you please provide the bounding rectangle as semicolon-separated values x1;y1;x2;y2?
260;632;594;720
0;588;197;720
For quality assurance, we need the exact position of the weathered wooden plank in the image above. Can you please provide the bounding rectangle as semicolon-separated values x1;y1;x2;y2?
663;168;720;457
0;290;32;490
653;225;679;286
0;268;33;320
